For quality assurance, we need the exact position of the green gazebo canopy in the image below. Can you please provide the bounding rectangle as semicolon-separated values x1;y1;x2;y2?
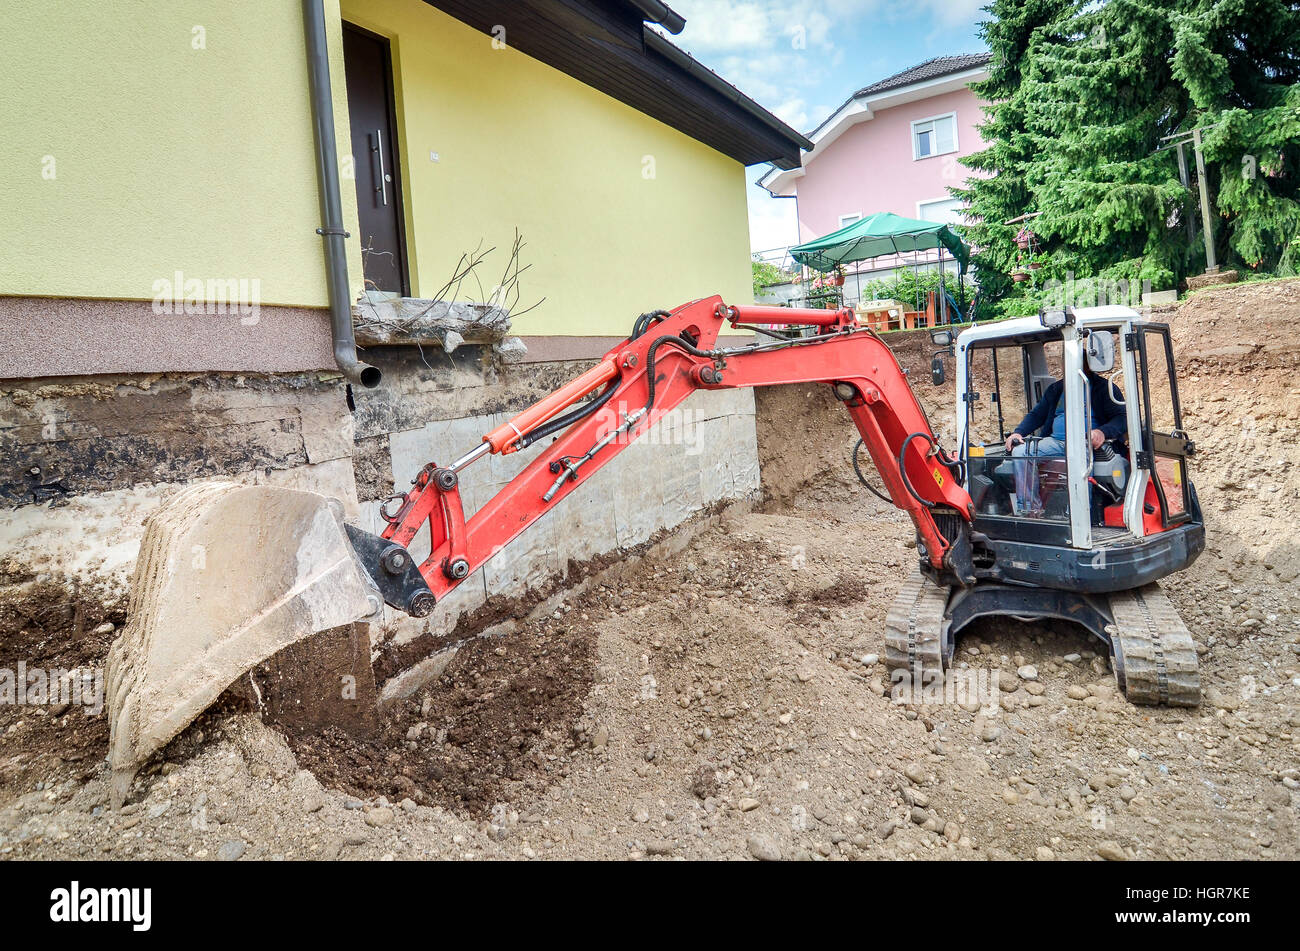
790;212;970;274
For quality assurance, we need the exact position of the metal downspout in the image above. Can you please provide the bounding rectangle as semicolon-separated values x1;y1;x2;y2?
302;0;381;388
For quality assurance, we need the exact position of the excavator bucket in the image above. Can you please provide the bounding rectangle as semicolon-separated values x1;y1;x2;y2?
105;482;379;807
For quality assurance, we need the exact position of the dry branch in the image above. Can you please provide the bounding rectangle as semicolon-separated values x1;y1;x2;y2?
352;230;543;350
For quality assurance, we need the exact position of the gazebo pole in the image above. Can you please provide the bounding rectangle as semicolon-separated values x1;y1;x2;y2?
913;249;921;314
938;245;946;325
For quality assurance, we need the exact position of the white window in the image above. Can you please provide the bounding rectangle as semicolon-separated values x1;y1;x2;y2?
839;212;862;228
911;112;958;160
917;196;964;225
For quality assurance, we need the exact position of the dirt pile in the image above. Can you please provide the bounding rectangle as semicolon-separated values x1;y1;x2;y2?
1;282;1297;860
288;619;594;815
0;568;121;807
1170;280;1300;585
753;325;952;507
1173;278;1300;369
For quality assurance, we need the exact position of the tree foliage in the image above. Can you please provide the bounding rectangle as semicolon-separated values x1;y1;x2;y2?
956;0;1077;304
751;257;795;296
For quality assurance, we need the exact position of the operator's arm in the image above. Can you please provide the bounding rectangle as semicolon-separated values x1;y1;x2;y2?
1094;378;1128;441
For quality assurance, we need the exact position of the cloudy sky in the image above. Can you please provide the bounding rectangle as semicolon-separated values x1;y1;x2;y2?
664;0;988;252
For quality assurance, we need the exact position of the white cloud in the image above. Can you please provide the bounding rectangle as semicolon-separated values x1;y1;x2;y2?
908;0;985;29
747;182;800;253
770;96;810;129
668;0;887;135
708;52;796;103
673;0;773;50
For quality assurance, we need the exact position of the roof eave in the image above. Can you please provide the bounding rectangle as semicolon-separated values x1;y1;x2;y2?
758;165;803;196
643;27;813;165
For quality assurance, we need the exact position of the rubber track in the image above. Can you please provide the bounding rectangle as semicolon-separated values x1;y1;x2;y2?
1108;583;1200;707
884;569;949;690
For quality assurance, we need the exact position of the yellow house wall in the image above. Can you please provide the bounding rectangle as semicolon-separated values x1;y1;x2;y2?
0;0;754;336
0;0;362;308
340;0;754;335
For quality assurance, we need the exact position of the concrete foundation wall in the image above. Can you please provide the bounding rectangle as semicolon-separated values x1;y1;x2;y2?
0;372;357;592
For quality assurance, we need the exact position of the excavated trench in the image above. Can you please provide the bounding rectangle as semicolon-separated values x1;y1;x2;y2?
2;279;1298;859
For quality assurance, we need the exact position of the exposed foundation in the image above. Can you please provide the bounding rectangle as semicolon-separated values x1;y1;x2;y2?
0;372;358;601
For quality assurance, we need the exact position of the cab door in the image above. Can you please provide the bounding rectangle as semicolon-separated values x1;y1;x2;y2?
1135;325;1193;526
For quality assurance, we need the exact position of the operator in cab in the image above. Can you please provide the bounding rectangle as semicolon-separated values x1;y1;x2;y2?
1003;332;1127;458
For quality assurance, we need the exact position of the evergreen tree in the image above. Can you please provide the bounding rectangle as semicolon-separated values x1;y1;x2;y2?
1173;0;1300;272
957;0;1077;306
1023;0;1192;290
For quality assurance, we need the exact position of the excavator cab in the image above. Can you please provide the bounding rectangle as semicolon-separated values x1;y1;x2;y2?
891;305;1205;706
952;305;1202;584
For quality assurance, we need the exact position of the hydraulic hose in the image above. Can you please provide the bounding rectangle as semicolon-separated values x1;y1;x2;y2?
898;431;964;553
519;313;711;451
517;377;620;450
518;309;670;450
631;310;670;340
641;333;714;417
898;432;938;510
852;438;892;504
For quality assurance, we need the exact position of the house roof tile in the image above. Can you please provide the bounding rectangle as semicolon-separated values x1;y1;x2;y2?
854;53;992;98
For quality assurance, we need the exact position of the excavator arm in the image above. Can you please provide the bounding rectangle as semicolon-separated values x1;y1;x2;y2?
358;296;976;619
106;297;1210;797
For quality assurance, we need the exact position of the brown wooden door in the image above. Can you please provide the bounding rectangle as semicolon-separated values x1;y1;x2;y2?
342;24;408;295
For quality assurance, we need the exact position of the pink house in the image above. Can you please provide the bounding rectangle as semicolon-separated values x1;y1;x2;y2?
760;53;991;289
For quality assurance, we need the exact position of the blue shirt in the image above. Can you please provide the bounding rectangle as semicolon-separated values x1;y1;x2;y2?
1050;402;1092;441
1050;404;1067;441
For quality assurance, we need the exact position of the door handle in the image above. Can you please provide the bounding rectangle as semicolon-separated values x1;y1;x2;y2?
372;129;388;207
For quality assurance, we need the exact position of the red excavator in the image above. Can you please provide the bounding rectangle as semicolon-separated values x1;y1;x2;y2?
106;297;1204;804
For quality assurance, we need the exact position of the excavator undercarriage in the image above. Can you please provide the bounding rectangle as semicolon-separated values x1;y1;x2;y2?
106;296;1205;805
885;571;1201;707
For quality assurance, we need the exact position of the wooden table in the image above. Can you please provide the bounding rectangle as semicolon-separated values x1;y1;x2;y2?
855;299;904;331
